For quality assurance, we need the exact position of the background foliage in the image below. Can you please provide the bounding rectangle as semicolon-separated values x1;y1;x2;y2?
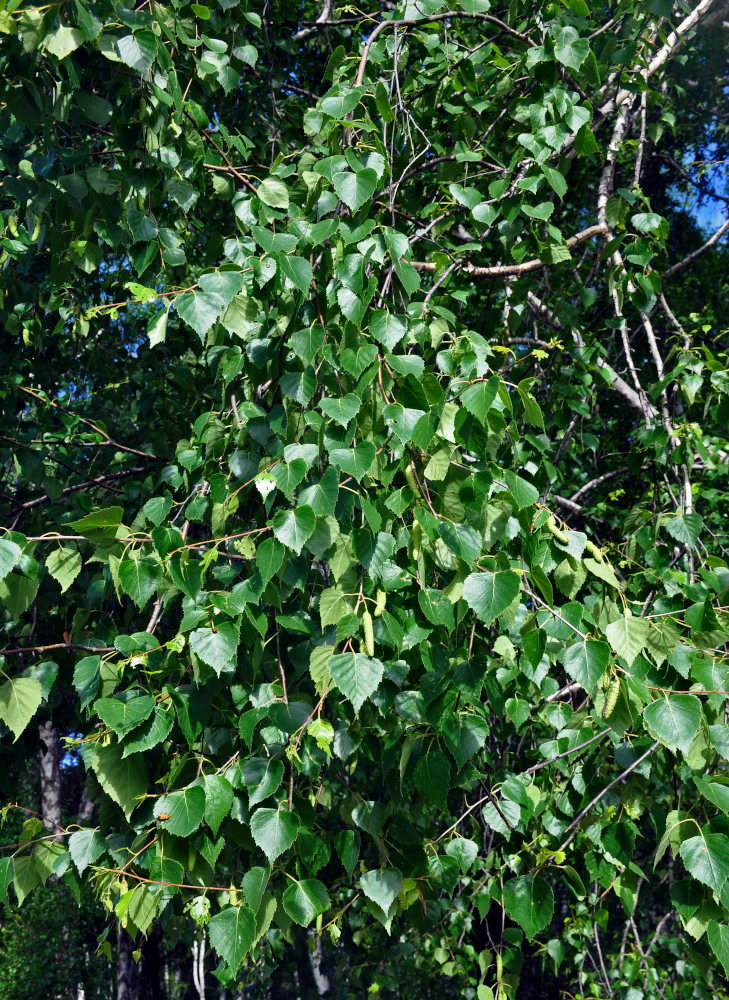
1;0;729;996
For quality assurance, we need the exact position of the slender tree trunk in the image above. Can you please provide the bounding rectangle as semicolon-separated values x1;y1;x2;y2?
117;926;135;1000
38;720;62;836
191;932;206;1000
309;933;330;996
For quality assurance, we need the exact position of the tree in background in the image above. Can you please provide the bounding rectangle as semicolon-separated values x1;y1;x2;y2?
1;1;729;997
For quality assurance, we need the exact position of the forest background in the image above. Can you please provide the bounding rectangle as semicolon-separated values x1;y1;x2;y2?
1;0;729;998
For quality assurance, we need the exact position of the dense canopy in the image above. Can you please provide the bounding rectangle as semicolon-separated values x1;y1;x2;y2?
1;0;729;996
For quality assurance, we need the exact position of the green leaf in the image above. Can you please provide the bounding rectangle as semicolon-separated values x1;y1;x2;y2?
329;442;376;481
272;505;316;554
68;829;106;875
414;750;451;807
605;615;651;665
118;554;162;609
282;879;330;926
198;271;245;310
256;537;285;587
200;774;234;835
643;695;702;755
74;656;101;710
631;212;662;233
276;254;312;293
250;808;299;863
299;468;339;515
116;32;157;74
208;906;256;973
332;169;377;212
461;377;500;422
67;506;123;542
462;571;520;624
96;695;155;738
45;24;85;60
92;743;147;820
503;470;539;510
442;713;489;770
321;90;363;117
242;757;284;807
708;922;729;979
360;869;402;914
320;394;362;427
257;178;289;209
553;26;589;73
666;513;703;546
175;291;224;340
562;639;609;691
679;832;729;893
189;623;240;674
156;786;206;836
319;588;354;628
328;653;384;713
0;677;42;742
370;311;408;351
122;706;174;757
383;404;426;445
0;538;21;582
503;875;554;940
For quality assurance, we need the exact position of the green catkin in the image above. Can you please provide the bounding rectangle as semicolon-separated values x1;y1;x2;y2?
603;679;620;718
404;462;421;498
374;589;386;618
585;539;604;562
547;516;570;545
411;521;422;561
362;611;375;657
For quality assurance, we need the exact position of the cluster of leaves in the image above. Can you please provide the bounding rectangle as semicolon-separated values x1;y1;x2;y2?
2;0;729;996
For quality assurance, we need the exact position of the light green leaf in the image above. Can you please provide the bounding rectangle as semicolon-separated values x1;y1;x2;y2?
360;869;402;914
461;377;500;422
118;554;162;609
189;623;240;674
175;291;224;340
562;639;609;690
462;571;520;624
46;546;82;593
250;808;299;863
370;311;408;351
0;677;43;742
92;742;147;820
45;24;85;60
708;921;729;979
332;169;377;212
503;875;554;940
0;539;21;582
328;652;384;713
67;507;123;541
208;906;256;973
666;513;703;546
156;786;206;836
320;394;362;427
605;615;651;665
643;695;702;755
116;31;157;74
329;442;376;481
272;505;316;554
282;879;330;926
96;695;155;738
679;832;729;893
257;177;289;209
276;254;312;293
68;830;105;875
